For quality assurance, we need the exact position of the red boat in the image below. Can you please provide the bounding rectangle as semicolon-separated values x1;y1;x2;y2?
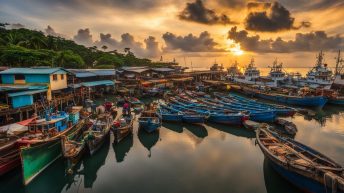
0;117;36;175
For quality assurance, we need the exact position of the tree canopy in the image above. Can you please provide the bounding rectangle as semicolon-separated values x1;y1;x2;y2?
0;24;170;69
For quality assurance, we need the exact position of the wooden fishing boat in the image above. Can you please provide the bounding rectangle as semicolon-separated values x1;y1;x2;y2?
257;127;344;193
61;117;91;172
0;117;36;176
243;120;262;130
163;104;205;124
139;110;161;133
18;107;85;185
275;118;298;135
159;106;183;122
86;113;113;155
238;85;328;108
112;113;134;144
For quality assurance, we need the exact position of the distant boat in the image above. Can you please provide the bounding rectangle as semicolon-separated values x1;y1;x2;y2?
257;127;344;193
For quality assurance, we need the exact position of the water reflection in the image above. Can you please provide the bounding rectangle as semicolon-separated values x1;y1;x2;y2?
207;122;256;139
138;129;160;157
112;134;133;163
79;135;110;188
263;158;302;193
300;105;344;126
162;122;184;133
184;123;208;138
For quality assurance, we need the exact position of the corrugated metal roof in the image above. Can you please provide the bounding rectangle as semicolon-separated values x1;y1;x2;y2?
0;85;47;92
91;70;116;76
8;89;47;97
75;72;97;78
81;80;114;87
151;68;175;72
0;67;67;75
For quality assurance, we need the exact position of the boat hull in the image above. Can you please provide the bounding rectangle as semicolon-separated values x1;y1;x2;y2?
87;131;110;156
182;115;205;124
20;139;62;185
161;114;183;122
328;98;344;105
207;114;244;125
267;158;342;193
256;93;327;108
139;121;160;133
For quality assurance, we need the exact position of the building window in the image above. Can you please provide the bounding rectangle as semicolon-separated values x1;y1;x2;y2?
60;74;64;80
53;74;58;81
14;74;25;80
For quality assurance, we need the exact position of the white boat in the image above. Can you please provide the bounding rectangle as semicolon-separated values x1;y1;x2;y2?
299;51;333;89
234;58;260;84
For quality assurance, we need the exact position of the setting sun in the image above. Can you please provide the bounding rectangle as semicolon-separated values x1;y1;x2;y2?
225;39;244;56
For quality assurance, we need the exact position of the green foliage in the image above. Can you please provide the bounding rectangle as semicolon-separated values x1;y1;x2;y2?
0;25;170;68
56;50;85;68
96;54;124;67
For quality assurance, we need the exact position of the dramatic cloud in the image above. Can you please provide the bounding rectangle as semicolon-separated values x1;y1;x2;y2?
228;26;343;53
179;0;233;25
245;2;310;32
45;25;65;37
216;0;247;8
95;33;161;58
162;31;223;52
73;28;93;46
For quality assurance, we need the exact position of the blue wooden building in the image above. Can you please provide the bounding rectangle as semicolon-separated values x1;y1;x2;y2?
0;67;68;108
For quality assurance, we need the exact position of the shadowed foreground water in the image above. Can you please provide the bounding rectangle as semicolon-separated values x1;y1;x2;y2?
1;104;344;193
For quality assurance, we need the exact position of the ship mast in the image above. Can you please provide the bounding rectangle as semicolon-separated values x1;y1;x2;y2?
335;50;343;75
316;50;324;67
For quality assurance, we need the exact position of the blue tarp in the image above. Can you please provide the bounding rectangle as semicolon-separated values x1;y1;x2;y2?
8;89;47;97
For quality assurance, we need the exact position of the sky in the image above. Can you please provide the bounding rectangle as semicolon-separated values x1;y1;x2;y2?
1;0;343;69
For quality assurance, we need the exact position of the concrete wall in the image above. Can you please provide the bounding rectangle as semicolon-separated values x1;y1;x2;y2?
49;73;67;91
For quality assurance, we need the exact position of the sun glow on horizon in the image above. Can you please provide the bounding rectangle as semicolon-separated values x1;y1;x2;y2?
225;39;244;56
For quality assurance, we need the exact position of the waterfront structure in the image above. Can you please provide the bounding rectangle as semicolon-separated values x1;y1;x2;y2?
0;67;68;108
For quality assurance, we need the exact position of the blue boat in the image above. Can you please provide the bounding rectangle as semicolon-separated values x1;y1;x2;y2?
176;95;276;122
328;97;344;105
159;106;183;122
236;86;328;108
169;103;247;125
214;92;297;116
138;110;161;133
257;128;344;193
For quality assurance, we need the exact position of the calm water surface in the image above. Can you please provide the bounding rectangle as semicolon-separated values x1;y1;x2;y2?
1;97;344;193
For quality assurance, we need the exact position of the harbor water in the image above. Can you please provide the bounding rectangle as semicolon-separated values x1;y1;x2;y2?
1;96;344;193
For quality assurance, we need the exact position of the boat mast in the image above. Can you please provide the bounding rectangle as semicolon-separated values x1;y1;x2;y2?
335;50;343;75
316;50;324;67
